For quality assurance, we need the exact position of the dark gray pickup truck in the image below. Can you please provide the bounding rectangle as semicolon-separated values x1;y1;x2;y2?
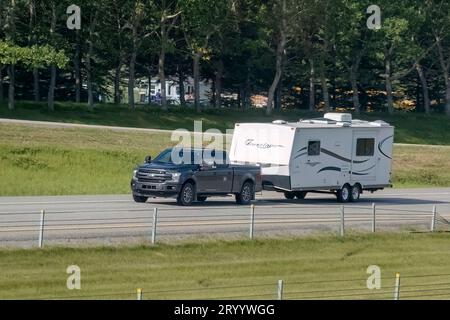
131;148;262;206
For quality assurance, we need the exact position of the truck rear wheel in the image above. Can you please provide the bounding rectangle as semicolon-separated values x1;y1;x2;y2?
284;192;295;200
177;182;195;206
236;181;254;205
133;195;148;203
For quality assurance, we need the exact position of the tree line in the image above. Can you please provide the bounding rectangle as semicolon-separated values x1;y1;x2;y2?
1;0;450;116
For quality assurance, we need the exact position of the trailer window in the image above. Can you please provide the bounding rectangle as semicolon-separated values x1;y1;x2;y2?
308;141;321;156
356;138;375;156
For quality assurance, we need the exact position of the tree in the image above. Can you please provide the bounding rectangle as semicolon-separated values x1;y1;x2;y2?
180;0;229;112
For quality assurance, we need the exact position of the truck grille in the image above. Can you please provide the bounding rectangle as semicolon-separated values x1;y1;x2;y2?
137;169;172;183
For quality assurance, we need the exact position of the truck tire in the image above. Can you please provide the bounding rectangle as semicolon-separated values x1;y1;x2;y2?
235;181;254;205
336;184;351;203
284;192;295;200
350;184;361;202
197;196;208;202
177;182;195;206
294;191;307;200
133;195;148;203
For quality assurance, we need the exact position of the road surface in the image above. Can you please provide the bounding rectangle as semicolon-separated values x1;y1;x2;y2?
0;188;449;247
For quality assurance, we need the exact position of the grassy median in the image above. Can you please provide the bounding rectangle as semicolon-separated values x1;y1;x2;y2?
1;123;450;196
0;233;449;300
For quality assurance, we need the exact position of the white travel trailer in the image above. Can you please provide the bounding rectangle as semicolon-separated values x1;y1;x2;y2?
229;113;394;202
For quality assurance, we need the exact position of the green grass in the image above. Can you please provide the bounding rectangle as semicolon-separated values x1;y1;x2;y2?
1;233;450;300
1;101;450;145
1;123;449;196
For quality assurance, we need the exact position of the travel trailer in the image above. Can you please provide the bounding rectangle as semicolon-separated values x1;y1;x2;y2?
229;113;394;202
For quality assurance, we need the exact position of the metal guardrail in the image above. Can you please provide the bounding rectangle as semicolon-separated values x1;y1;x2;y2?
0;203;448;247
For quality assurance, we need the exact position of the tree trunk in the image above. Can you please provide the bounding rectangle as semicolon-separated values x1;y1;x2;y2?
178;69;185;106
7;65;15;110
416;63;430;114
385;55;394;114
114;62;122;104
128;51;137;110
75;30;81;103
33;69;40;102
159;49;167;111
0;66;4;101
320;65;330;112
193;52;201;113
214;58;224;108
308;58;315;112
47;1;56;111
350;66;360;114
435;36;450;116
266;0;287;116
48;65;56;111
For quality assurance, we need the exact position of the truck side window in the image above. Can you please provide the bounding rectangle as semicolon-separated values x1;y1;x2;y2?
308;141;321;156
356;138;375;156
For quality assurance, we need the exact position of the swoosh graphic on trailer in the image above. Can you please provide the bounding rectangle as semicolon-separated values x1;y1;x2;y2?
378;135;394;159
317;167;342;173
321;148;369;164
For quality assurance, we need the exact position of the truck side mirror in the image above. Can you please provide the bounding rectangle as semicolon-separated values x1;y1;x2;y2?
145;156;152;163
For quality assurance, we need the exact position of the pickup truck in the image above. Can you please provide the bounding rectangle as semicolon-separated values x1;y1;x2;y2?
130;148;262;206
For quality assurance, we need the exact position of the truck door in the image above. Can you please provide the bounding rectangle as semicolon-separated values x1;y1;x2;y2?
351;132;377;182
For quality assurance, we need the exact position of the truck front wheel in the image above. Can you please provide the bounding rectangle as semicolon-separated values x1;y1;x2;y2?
236;181;254;205
133;195;148;203
177;182;195;206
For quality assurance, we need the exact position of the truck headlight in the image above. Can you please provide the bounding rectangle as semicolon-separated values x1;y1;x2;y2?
133;170;138;179
171;172;181;182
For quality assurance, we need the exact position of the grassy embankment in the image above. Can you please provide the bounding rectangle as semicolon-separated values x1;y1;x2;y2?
0;233;449;300
1;102;450;195
0;123;450;196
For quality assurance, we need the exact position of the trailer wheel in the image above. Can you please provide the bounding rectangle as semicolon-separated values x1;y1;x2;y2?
336;184;351;203
294;191;307;200
284;192;295;200
350;184;361;202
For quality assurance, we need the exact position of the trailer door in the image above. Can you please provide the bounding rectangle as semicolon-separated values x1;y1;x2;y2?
351;131;378;182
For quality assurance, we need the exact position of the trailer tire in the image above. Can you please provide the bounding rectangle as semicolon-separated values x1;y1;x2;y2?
236;181;254;205
294;191;307;200
336;184;351;203
284;192;295;200
350;184;361;202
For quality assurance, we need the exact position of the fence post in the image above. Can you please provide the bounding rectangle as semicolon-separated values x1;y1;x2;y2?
393;273;401;300
277;280;284;300
431;205;437;232
372;203;376;233
249;205;255;239
38;209;45;248
340;206;345;237
137;288;143;300
151;208;158;245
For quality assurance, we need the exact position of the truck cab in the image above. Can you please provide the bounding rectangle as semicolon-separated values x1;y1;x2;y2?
131;148;262;206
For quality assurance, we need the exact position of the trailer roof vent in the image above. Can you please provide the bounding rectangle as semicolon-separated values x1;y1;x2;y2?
324;113;352;123
272;120;287;124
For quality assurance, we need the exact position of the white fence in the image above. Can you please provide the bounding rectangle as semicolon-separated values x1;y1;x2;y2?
0;203;448;247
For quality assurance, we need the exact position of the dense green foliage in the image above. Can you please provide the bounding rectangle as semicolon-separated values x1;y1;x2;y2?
1;0;450;114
